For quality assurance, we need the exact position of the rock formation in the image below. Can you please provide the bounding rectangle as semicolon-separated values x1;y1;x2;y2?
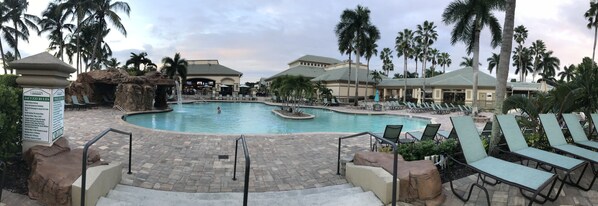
66;69;174;111
25;138;102;206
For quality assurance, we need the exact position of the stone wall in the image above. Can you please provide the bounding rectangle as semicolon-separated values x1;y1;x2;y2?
114;83;156;111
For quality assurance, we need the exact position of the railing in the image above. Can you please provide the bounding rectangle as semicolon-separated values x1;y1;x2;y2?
337;132;400;206
232;135;251;206
81;128;133;206
0;160;5;202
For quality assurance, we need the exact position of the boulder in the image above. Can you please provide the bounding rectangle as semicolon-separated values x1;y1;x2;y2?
114;83;156;111
354;152;444;205
26;138;102;206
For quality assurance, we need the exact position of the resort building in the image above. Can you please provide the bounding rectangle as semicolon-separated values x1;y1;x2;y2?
185;60;243;96
267;55;550;108
266;55;382;101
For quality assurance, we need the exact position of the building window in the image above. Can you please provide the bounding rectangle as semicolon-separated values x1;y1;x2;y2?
466;90;471;100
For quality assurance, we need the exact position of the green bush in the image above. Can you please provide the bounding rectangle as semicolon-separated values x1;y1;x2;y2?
524;133;550;150
392;139;459;161
0;83;22;161
0;74;18;87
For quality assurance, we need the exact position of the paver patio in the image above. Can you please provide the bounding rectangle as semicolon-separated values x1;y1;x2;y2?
2;102;597;206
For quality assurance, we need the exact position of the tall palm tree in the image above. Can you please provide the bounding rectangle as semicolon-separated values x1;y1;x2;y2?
87;0;130;71
427;48;439;76
162;52;188;82
39;2;75;61
0;2;17;74
335;5;379;106
585;1;598;66
370;70;383;90
411;44;423;76
438;52;451;73
5;0;39;60
126;52;148;71
380;47;394;76
529;39;546;82
395;28;414;78
512;46;533;80
60;0;95;74
538;50;560;81
490;0;516;154
363;31;379;101
486;52;500;73
460;56;475;67
414;20;438;79
513;25;528;81
443;0;504;114
558;64;575;82
103;57;119;69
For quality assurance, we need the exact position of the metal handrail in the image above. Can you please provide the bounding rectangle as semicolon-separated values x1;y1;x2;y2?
81;128;133;206
232;135;251;206
337;132;399;206
0;160;5;202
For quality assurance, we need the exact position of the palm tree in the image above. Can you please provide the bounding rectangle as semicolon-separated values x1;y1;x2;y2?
486;53;500;73
162;52;188;82
585;1;598;65
0;2;16;74
103;57;119;69
513;25;528;81
427;48;440;76
39;3;75;61
335;5;379;106
5;0;39;60
60;0;95;74
529;39;546;82
125;52;148;71
459;56;475;67
87;0;130;71
538;50;560;81
363;32;379;101
558;64;575;82
395;28;414;78
3;51;16;71
490;0;516;154
380;47;394;76
443;0;504;114
414;20;438;79
438;52;451;73
370;70;383;89
512;46;533;80
412;45;423;76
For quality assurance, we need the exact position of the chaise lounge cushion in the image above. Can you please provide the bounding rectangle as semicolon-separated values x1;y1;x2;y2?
353;151;443;203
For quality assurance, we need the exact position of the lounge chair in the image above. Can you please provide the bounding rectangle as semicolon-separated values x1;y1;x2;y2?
437;128;456;139
405;124;441;142
479;121;492;139
496;115;585;198
562;113;598;150
83;95;98;108
539;113;598;191
448;116;558;206
322;98;329;106
372;125;404;150
71;96;86;110
330;98;339;106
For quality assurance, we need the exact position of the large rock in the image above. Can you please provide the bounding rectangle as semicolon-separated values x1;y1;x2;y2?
354;152;444;205
114;83;156;111
26;138;102;206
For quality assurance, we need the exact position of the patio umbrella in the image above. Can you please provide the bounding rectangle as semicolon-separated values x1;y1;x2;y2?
374;90;380;102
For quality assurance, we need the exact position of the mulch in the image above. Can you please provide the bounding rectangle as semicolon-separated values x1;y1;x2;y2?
2;154;30;195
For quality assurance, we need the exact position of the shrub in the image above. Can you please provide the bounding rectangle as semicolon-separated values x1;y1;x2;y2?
0;82;22;161
0;74;18;87
524;133;550;150
390;139;459;161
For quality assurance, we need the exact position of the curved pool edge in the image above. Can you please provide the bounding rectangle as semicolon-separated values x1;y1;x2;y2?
121;101;436;135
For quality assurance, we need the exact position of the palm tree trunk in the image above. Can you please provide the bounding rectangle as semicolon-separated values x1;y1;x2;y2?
593;26;597;66
14;21;19;60
471;19;482;115
422;46;428;104
354;50;360;106
490;0;516;154
0;41;6;74
365;59;370;101
403;54;408;102
347;53;352;101
89;22;104;71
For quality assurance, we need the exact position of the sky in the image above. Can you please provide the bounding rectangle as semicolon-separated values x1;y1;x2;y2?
8;0;595;83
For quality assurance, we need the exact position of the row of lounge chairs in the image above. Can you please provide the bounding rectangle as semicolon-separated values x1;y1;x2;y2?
213;94;256;101
65;95;101;110
447;114;598;205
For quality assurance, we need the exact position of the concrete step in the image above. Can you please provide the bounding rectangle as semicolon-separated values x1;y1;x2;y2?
96;184;383;206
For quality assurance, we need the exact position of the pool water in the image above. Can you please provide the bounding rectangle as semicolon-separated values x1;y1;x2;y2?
125;102;430;134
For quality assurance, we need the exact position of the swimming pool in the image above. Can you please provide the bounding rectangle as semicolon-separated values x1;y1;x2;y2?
125;102;430;134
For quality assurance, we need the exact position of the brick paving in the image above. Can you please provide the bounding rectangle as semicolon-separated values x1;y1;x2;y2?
2;102;597;206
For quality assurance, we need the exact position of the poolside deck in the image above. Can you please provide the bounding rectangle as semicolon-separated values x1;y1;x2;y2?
3;103;597;205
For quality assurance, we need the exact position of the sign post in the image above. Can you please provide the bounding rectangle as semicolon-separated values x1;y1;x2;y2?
11;52;75;152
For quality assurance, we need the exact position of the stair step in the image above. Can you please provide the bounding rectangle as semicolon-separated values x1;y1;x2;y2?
96;197;135;206
321;191;382;206
112;183;353;200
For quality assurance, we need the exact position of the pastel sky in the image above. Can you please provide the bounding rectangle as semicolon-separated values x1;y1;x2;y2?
11;0;595;82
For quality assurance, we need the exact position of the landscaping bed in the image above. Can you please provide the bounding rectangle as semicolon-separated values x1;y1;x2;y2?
2;154;29;195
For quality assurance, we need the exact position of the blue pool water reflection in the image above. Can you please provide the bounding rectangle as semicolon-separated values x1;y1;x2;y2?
125;103;430;134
